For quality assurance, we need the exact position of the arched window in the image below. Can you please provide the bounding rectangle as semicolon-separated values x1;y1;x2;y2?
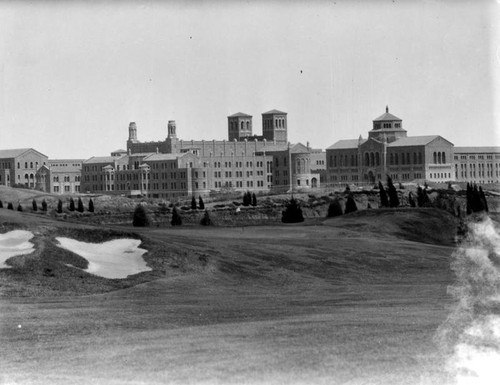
376;152;380;166
390;153;394;165
25;162;28;168
406;153;410;164
442;152;446;164
438;152;442;164
365;153;369;166
395;154;399;165
351;155;355;167
241;121;244;130
339;156;343;167
419;153;422;164
275;119;278;127
402;154;405;165
433;152;437;164
413;153;417;164
246;121;250;130
344;155;348;167
370;153;375;167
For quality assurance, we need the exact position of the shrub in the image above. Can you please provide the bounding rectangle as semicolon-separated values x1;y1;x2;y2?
57;199;63;213
0;200;3;209
41;199;47;211
191;196;197;210
378;181;389;208
200;210;211;226
88;199;94;213
198;196;205;210
344;195;358;214
171;206;182;226
132;204;150;227
252;193;257;207
7;202;14;210
17;204;23;212
387;176;399;208
408;192;416;207
327;200;343;217
479;186;489;213
77;197;84;213
32;199;38;211
69;198;75;212
417;186;430;207
242;191;252;206
282;197;304;223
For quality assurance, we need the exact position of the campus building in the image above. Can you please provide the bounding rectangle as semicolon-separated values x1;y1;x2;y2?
326;107;455;186
0;148;49;190
81;110;321;198
453;147;500;184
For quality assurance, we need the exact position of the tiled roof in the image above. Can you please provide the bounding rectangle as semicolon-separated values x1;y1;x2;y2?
373;112;402;122
83;156;120;164
262;109;287;115
387;135;444;147
326;139;366;150
111;149;127;153
228;112;252;118
454;146;500;153
0;148;47;158
143;153;183;161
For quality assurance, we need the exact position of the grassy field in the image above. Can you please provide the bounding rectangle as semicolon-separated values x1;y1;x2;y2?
0;203;466;385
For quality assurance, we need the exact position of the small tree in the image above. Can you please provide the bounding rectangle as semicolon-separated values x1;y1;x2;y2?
387;176;399;208
200;210;211;226
77;197;84;213
408;192;416;208
32;199;38;211
171;206;182;226
133;204;150;227
57;199;63;213
242;191;251;206
282;197;304;223
198;196;205;210
88;199;95;213
191;196;197;210
7;202;14;210
0;200;3;209
479;186;489;213
379;181;389;208
69;198;75;212
41;199;47;211
252;193;257;207
344;194;358;214
327;199;343;217
17;203;23;212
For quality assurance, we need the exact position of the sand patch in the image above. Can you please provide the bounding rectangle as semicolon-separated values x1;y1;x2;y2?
0;230;35;268
56;237;151;279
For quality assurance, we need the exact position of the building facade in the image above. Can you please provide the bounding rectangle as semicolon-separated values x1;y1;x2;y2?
326;107;455;186
0;148;49;189
453;147;500;184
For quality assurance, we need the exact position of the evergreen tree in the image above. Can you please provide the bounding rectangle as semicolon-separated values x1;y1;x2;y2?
378;181;389;208
367;203;372;209
387;176;399;207
191;196;197;210
252;193;257;207
198;196;205;210
77;197;84;213
344;194;358;214
200;210;211;226
17;203;23;212
416;186;430;207
41;199;47;211
7;202;14;210
408;192;416;208
466;183;472;215
479;186;489;213
327;199;343;217
0;200;3;209
282;197;304;223
88;199;95;213
69;198;75;211
32;199;38;211
471;184;485;213
132;204;150;227
57;199;63;213
171;206;182;226
242;191;251;206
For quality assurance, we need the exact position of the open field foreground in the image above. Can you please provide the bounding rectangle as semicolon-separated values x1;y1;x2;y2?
0;207;497;384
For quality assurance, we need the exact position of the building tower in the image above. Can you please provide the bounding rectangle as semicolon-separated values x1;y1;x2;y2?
369;106;407;143
166;120;179;154
227;112;253;141
128;122;138;142
262;109;288;144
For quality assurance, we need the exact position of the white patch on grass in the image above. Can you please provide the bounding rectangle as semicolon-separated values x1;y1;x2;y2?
56;237;151;279
0;230;35;268
438;216;500;384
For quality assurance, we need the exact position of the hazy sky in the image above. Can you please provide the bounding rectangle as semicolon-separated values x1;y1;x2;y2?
1;0;499;159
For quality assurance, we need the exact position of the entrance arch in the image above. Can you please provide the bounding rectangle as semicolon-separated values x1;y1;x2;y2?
311;177;318;188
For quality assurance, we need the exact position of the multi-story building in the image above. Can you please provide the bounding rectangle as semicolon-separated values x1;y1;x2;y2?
453;147;500;185
81;109;321;198
0;148;49;189
326;107;455;185
48;159;83;194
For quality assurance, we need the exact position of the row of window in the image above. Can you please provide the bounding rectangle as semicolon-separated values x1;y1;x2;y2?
456;154;500;160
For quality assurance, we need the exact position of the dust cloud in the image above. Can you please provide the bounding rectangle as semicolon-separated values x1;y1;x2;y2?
436;215;500;385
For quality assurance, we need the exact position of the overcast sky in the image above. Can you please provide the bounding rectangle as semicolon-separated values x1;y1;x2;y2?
0;0;499;159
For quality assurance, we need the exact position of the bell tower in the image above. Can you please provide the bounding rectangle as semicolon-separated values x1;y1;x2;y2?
262;109;287;144
166;120;179;154
128;122;138;142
